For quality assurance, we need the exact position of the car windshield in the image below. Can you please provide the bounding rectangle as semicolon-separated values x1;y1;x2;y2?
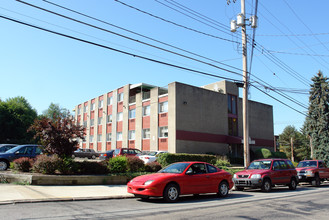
159;163;190;174
247;160;272;170
148;152;158;156
297;161;317;168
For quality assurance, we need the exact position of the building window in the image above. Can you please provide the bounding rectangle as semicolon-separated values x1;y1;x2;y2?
106;133;112;141
159;126;168;138
89;135;94;143
143;128;150;139
129;130;135;140
98;100;103;108
107;114;112;123
83;121;87;127
108;96;113;105
83;105;87;113
91;103;95;111
90;119;94;126
118;93;124;102
129;109;136;119
159;101;168;113
143;105;150;116
228;117;238;136
97;134;102;142
78;107;81;115
98;117;102;125
117;112;123;121
228;94;237;115
117;132;122;141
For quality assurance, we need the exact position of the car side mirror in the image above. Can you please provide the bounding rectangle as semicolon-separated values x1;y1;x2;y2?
186;170;193;175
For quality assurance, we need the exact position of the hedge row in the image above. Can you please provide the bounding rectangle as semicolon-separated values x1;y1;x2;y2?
12;155;162;175
255;148;287;159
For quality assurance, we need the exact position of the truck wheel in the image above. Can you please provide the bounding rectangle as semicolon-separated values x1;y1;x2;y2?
163;183;179;202
91;155;96;159
289;178;297;190
0;160;9;171
261;179;272;192
312;174;321;187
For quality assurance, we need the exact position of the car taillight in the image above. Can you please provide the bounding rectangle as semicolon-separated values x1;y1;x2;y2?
145;157;149;159
104;154;107;156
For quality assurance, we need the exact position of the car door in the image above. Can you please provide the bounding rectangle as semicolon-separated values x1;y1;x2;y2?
13;146;35;160
181;163;210;194
270;160;283;185
278;160;291;184
318;161;329;179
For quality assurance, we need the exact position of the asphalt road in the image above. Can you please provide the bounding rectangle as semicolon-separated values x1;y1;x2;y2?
1;184;329;220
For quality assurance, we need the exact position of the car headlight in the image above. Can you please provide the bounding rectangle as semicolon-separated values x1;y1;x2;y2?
144;180;154;186
251;174;261;179
233;174;237;178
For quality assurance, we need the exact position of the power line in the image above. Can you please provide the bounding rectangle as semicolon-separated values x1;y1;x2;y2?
257;33;329;37
0;14;242;83
113;0;239;44
17;0;244;78
42;0;244;74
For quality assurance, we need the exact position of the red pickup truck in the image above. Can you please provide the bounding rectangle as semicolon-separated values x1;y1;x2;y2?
296;160;329;186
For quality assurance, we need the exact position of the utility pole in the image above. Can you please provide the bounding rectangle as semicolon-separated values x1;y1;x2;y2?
290;137;294;162
241;0;249;168
230;0;257;168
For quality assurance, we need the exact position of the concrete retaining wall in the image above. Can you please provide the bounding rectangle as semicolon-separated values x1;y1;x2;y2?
0;173;130;185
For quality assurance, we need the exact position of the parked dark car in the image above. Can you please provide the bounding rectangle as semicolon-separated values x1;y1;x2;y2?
99;150;114;160
0;144;43;171
232;158;298;192
113;148;142;157
0;144;18;153
72;148;100;159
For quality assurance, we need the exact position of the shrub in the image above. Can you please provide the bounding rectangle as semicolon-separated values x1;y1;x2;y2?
145;161;162;172
271;151;287;159
108;156;128;173
255;148;272;159
12;157;34;172
215;159;231;169
57;157;78;175
127;157;145;172
76;161;109;175
33;154;60;174
157;153;216;167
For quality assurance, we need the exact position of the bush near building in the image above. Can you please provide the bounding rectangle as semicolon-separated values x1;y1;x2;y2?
254;148;287;160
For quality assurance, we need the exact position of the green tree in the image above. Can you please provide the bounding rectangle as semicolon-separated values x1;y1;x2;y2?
29;114;84;158
0;96;38;144
42;103;70;120
278;125;308;162
306;71;329;165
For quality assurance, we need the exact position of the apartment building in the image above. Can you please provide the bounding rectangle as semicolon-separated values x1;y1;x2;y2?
74;80;274;156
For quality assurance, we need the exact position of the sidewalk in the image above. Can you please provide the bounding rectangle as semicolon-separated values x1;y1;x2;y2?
0;184;134;205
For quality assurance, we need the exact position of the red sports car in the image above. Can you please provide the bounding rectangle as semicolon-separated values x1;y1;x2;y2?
127;161;233;202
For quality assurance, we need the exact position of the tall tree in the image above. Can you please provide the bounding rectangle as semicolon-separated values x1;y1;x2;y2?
0;96;38;144
306;71;329;165
42;103;70;120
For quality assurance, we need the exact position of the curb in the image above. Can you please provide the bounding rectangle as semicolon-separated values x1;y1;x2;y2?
0;194;135;205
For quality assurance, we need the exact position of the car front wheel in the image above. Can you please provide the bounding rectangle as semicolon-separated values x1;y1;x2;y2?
0;160;8;171
311;174;321;187
163;183;179;202
261;179;272;192
217;181;229;197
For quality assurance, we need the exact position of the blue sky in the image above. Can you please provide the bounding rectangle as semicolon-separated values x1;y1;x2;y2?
1;0;327;135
